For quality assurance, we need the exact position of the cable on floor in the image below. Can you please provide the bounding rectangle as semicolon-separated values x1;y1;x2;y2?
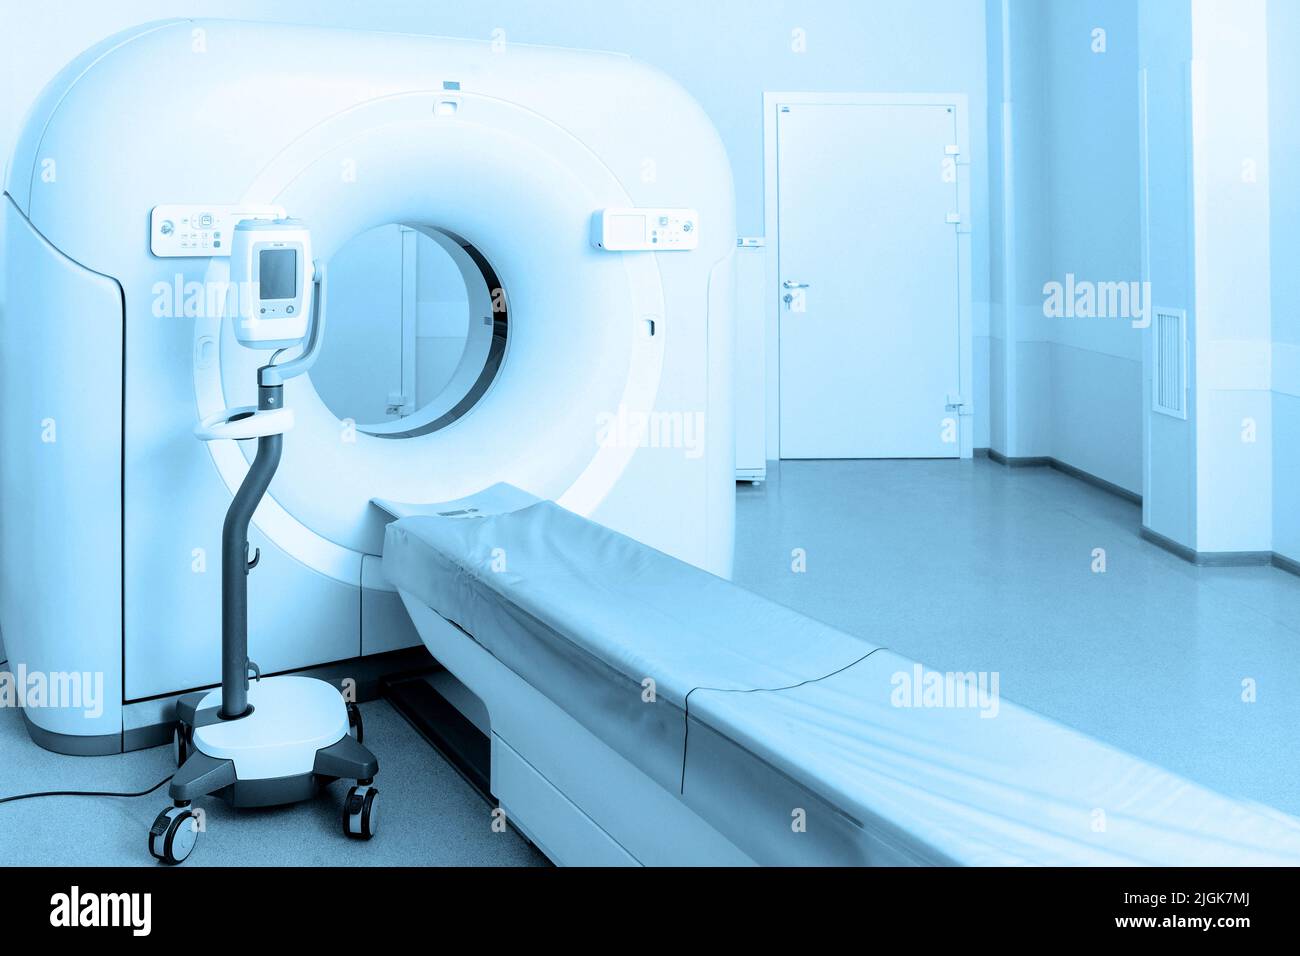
0;774;174;806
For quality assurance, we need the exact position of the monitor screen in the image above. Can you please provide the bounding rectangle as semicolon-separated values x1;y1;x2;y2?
259;248;297;301
608;214;647;247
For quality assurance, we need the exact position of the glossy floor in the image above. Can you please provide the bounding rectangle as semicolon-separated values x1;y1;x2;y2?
736;458;1300;817
1;457;1296;865
0;697;547;866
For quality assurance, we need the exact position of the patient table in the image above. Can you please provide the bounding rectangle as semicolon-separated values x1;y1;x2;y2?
382;491;1300;866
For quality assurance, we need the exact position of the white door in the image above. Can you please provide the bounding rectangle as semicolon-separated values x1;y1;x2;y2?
777;102;961;459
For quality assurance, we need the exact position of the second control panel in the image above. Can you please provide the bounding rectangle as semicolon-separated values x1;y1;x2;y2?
150;204;286;258
591;208;699;251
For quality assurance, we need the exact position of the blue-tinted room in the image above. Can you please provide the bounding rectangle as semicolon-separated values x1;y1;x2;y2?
0;1;1296;911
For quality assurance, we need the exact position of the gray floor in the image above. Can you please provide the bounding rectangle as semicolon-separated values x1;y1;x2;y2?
0;698;546;866
2;456;1298;865
735;458;1300;817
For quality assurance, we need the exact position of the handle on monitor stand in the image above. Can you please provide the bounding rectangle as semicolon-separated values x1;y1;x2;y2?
259;260;327;387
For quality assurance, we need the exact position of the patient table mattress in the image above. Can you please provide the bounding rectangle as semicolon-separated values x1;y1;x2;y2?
383;501;1300;865
687;649;1300;865
384;501;875;789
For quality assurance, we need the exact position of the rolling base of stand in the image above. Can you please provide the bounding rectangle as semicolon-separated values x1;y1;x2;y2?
149;676;380;864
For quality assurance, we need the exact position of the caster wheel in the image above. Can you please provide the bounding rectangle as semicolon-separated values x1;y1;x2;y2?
148;806;199;865
342;784;378;840
173;723;192;766
346;702;364;744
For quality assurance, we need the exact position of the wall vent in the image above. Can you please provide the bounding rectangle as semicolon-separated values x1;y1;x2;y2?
1152;307;1188;419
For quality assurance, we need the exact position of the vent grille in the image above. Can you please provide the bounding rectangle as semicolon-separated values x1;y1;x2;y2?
1152;308;1187;419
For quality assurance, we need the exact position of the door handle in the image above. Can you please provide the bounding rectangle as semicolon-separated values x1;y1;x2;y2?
782;279;808;311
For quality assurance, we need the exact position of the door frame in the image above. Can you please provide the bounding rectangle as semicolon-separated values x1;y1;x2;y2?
762;91;975;459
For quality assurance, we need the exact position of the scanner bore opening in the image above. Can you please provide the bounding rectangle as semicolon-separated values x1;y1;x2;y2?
310;223;508;438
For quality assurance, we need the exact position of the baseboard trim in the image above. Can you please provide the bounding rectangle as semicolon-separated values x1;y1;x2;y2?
984;448;1050;468
1271;550;1300;578
980;448;1141;505
979;450;1300;577
1138;525;1200;563
21;711;122;756
1139;525;1300;573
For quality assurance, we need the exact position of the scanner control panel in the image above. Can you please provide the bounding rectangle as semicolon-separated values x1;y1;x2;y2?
150;204;286;258
591;208;699;251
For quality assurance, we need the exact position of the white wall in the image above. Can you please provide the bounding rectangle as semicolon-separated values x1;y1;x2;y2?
1134;0;1285;557
1269;0;1300;562
1189;0;1272;553
1137;0;1196;543
986;0;1144;494
1043;0;1143;494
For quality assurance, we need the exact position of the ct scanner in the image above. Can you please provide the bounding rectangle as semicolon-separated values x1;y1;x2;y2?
8;19;1300;867
0;18;735;752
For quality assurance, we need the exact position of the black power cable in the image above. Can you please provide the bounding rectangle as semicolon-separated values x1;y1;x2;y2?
0;657;175;805
0;774;174;806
